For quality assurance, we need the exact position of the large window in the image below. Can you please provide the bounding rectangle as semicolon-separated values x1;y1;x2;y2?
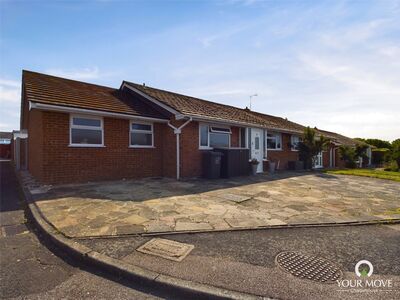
266;132;282;150
130;122;153;147
291;135;301;151
199;124;231;149
70;115;103;146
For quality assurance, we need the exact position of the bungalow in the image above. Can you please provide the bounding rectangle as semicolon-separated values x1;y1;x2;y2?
13;70;368;184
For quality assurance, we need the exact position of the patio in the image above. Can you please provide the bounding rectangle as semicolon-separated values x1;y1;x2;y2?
32;172;400;238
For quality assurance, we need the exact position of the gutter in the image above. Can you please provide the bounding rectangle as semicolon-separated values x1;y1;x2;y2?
167;117;192;180
177;113;303;135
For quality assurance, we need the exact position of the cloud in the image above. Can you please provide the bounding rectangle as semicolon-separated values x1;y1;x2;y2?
0;78;21;131
44;67;101;80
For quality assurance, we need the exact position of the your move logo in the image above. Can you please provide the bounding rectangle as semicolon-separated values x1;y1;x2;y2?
355;260;373;277
337;260;394;292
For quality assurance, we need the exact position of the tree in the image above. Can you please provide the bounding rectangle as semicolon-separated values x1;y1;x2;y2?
298;127;330;169
391;139;400;169
363;138;392;150
339;145;357;168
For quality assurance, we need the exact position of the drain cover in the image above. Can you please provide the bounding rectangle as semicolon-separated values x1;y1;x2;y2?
136;238;194;262
276;251;342;283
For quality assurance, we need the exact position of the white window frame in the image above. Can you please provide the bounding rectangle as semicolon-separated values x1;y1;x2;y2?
69;114;104;147
291;135;301;151
129;121;154;148
199;123;231;150
266;131;282;151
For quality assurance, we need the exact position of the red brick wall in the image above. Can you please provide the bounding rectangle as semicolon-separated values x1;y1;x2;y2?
162;118;177;178
231;126;240;147
335;148;346;168
35;111;166;184
0;144;11;159
28;109;44;179
266;133;299;170
179;122;241;178
322;150;330;168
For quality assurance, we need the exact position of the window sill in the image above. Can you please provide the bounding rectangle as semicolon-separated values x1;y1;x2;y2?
267;148;282;151
199;147;213;150
129;146;155;149
291;149;299;152
69;144;105;148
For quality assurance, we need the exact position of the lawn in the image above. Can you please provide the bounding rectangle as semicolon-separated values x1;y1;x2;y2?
325;169;400;182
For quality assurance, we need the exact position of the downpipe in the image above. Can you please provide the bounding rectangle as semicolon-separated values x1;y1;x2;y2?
167;117;192;180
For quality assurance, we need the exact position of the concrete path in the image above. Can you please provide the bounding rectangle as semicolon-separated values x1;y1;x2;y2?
29;172;400;237
0;161;159;299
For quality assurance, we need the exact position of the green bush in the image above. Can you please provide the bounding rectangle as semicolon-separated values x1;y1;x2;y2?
384;161;399;172
339;145;357;168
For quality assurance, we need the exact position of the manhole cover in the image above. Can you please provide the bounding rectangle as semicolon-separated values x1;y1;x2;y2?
136;238;194;262
276;251;342;283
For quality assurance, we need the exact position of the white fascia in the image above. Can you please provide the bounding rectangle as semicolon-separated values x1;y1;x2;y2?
29;101;169;123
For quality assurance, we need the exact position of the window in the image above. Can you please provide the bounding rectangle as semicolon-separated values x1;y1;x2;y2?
70;115;103;146
199;124;208;147
199;124;231;149
0;138;11;145
130;122;153;147
291;135;301;151
266;132;282;150
255;136;260;150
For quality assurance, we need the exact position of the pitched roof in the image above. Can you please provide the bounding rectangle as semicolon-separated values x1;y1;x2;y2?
315;129;362;146
23;71;167;119
124;81;279;128
246;110;306;133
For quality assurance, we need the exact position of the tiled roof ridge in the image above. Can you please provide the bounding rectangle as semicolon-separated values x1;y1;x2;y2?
125;81;253;113
23;70;116;91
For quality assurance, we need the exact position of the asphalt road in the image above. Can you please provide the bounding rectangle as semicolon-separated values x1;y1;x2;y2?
0;160;160;299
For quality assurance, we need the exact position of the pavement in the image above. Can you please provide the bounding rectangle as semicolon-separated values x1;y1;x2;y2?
0;160;160;299
27;171;400;237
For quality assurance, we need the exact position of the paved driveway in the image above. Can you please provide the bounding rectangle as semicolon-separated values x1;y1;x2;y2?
30;172;400;238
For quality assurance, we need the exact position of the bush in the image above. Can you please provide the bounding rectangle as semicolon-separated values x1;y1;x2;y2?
339;145;357;168
384;161;399;172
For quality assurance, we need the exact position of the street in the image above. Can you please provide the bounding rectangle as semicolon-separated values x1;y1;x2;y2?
0;161;159;299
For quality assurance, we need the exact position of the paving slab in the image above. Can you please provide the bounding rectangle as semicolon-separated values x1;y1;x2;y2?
23;172;400;237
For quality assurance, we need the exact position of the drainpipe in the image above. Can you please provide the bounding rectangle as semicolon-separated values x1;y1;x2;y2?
167;117;192;180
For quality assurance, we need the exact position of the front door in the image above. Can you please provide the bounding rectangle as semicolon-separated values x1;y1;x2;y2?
251;128;264;173
313;152;323;168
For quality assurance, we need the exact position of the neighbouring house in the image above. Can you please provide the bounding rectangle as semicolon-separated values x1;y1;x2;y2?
12;70;370;184
0;132;12;159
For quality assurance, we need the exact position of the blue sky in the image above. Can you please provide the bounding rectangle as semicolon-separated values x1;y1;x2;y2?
1;0;399;140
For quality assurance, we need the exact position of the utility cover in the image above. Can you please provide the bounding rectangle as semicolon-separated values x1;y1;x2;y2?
276;251;342;283
136;238;194;262
221;193;252;203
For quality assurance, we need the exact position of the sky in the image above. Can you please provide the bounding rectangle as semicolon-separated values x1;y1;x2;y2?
0;0;399;141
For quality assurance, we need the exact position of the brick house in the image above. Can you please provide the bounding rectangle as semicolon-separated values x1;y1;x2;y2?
13;70;368;184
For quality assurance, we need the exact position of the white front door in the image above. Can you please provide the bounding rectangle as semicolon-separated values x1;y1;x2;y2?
251;128;264;173
313;152;323;168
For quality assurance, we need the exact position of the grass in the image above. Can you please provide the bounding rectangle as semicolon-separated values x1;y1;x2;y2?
325;169;400;182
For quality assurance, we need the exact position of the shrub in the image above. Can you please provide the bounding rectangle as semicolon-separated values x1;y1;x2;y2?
339;145;357;168
298;127;330;169
384;161;399;172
